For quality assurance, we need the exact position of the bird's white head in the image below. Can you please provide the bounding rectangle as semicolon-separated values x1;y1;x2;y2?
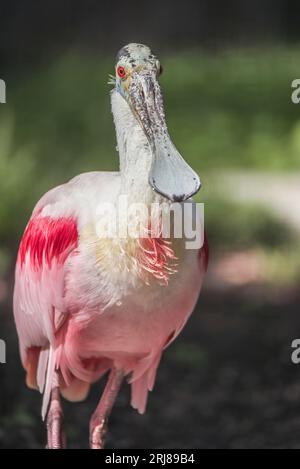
111;43;201;202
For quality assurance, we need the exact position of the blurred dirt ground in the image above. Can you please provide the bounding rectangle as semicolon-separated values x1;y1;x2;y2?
1;275;300;449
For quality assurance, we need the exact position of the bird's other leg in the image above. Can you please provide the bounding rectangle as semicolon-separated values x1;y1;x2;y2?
46;375;66;449
89;368;124;449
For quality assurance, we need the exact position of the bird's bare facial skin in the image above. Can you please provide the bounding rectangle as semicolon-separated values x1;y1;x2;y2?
114;43;201;202
114;43;161;99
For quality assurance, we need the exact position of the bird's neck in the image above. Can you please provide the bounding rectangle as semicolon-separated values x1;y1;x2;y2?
111;90;158;205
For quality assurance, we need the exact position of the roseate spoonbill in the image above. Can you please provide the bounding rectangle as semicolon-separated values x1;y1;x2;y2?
13;43;208;449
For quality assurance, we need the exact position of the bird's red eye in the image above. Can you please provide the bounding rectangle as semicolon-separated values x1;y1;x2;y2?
117;66;126;78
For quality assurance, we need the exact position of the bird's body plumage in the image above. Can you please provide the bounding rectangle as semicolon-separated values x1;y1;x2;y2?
13;44;208;448
14;169;207;417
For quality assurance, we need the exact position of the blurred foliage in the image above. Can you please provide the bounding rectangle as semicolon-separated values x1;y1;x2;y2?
0;48;300;279
204;197;295;253
0;116;36;245
263;245;300;286
6;48;300;177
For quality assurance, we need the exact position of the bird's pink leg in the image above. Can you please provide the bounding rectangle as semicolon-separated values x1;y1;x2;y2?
89;368;124;449
46;383;66;449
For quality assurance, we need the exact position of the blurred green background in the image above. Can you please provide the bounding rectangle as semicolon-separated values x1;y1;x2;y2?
1;49;300;280
1;1;300;449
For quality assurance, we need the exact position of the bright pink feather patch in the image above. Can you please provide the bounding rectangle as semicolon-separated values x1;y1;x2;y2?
18;216;78;270
138;236;177;286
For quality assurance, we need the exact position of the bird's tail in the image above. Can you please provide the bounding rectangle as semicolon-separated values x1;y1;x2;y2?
23;345;57;420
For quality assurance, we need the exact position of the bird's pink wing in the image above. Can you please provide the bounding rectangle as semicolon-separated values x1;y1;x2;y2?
13;213;78;417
